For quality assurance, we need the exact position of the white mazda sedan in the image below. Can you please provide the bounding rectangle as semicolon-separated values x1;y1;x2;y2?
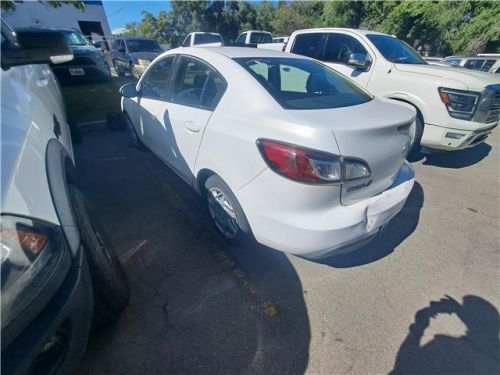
120;47;416;259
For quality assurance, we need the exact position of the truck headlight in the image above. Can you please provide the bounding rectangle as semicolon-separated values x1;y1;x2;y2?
137;59;151;66
1;215;65;329
439;88;480;120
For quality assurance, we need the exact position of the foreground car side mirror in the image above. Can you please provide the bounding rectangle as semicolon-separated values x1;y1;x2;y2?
120;83;139;98
346;53;369;69
1;28;73;69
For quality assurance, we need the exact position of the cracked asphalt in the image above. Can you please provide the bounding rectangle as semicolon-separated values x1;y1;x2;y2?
75;127;499;374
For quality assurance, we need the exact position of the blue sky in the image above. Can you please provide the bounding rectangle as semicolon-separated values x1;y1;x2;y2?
103;1;172;33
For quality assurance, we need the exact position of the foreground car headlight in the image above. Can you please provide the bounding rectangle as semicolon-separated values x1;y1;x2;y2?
137;59;151;66
1;215;65;329
439;87;480;120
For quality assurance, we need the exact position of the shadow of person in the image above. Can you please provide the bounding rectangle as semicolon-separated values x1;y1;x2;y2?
318;181;424;268
390;295;500;375
412;142;492;169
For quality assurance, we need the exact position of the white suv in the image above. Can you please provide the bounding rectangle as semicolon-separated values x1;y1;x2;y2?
286;28;500;153
1;21;128;373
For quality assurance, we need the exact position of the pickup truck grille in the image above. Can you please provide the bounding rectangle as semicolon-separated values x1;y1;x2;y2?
56;56;96;67
485;91;500;123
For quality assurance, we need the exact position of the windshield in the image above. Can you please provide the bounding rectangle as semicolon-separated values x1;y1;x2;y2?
367;34;427;65
250;32;272;44
63;30;89;46
126;39;162;53
194;33;222;45
235;57;372;110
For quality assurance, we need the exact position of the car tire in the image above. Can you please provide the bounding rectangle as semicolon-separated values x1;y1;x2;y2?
68;185;129;326
204;175;252;245
124;112;145;149
129;63;141;80
113;60;125;77
409;111;424;157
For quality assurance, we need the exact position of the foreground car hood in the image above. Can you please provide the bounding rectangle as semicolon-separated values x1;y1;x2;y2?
394;64;499;91
129;51;161;61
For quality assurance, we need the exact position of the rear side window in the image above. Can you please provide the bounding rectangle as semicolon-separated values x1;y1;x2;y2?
235;57;372;110
323;33;368;63
464;59;496;72
250;32;272;44
141;56;176;100
172;56;226;110
290;33;326;59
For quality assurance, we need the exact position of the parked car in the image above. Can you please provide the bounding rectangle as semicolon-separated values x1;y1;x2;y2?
111;37;164;79
443;56;500;74
182;32;224;47
47;28;111;83
285;28;500;153
273;36;289;44
120;47;416;259
1;20;129;374
235;30;273;45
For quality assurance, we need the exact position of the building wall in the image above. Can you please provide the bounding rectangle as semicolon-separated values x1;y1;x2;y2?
3;1;112;39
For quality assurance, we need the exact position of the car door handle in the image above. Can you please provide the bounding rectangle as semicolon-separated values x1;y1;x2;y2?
184;122;200;133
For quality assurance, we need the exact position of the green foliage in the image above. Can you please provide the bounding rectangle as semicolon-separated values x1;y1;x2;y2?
1;0;85;11
115;0;499;55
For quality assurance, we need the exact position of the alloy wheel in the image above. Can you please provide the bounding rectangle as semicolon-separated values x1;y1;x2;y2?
207;187;239;239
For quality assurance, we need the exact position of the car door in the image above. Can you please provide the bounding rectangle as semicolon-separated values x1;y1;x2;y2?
136;55;177;160
167;56;227;183
320;33;373;87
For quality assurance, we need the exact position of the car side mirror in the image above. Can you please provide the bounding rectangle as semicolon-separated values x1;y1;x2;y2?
346;53;369;69
120;83;139;98
1;29;73;68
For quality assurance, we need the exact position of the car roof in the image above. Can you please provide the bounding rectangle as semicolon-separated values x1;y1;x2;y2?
119;37;156;40
200;46;305;59
293;27;387;36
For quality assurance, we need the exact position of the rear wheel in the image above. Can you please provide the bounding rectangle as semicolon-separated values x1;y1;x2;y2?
113;60;125;77
68;185;129;325
204;175;252;245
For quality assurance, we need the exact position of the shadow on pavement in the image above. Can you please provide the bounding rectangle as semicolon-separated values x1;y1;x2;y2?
75;130;310;374
408;142;491;168
319;181;424;268
390;295;500;374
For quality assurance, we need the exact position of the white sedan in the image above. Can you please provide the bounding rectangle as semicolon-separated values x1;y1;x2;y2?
120;47;416;259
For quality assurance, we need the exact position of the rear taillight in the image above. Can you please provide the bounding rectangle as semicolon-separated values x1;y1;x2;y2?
257;139;370;184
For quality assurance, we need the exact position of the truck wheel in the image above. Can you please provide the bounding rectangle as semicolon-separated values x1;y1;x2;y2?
113;60;124;77
204;175;252;245
409;112;424;157
68;185;129;326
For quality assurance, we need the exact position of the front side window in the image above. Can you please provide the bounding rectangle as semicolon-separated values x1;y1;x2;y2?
323;33;368;64
236;33;247;44
126;39;162;53
63;30;89;46
250;32;272;44
464;59;496;72
193;33;222;45
172;57;226;109
140;56;176;100
182;35;191;47
367;34;426;64
290;33;327;59
235;57;372;110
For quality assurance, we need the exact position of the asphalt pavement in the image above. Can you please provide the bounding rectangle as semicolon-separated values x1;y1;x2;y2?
75;127;499;374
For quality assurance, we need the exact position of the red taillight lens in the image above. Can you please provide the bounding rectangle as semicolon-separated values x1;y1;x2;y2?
257;139;342;184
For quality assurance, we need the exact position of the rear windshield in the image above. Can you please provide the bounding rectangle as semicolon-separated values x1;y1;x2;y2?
250;32;272;44
235;57;372;110
194;33;222;45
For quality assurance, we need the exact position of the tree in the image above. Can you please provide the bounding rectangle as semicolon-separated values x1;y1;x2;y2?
271;1;324;36
321;0;365;28
1;0;85;11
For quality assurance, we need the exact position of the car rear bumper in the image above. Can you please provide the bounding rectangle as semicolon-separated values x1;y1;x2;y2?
1;247;93;374
238;161;415;259
421;122;497;151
